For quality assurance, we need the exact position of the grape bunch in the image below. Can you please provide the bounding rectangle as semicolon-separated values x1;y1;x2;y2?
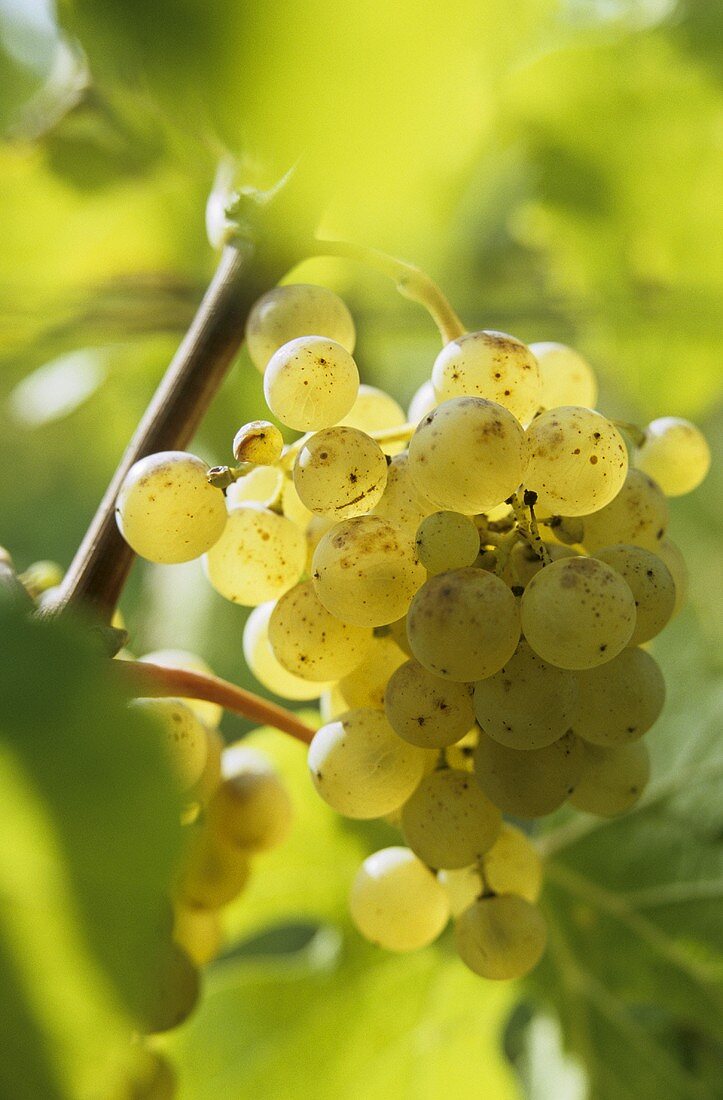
115;280;710;983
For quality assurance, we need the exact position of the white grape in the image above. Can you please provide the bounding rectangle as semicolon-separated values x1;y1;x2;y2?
474;730;585;817
581;469;669;552
232;420;284;465
455;895;547;980
268;580;372;681
385;659;475;748
116;451;227;564
245;283;355;373
293;426;388;518
206;765;293;854
132;698;208;792
635;417;711;496
204;505;305;606
596;544;675;645
401;767;502;869
264;336;359;431
570;741;650;816
529;341;598;411
372;452;436;540
407;379;437;422
225;466;284;510
415;511;480;575
350;846;450;952
655;538;689;616
481;823;542;903
571;647;665;747
340;383;407;455
337;634;407;710
432;330;541;423
243;602;328;700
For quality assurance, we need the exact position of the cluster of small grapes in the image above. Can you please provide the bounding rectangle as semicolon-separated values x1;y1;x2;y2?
115;281;709;983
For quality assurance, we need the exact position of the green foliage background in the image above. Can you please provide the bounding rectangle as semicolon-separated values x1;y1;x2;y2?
0;1;720;1097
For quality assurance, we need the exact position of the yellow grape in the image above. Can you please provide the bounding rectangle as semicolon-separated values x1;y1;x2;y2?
350;846;450;951
432;330;541;423
204;505;305;606
245;283;355;373
455;894;547;980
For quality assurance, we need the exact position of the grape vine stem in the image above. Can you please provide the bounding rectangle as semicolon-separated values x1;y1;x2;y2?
113;661;316;744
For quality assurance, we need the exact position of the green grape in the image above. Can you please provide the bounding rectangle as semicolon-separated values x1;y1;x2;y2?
245;283;356;373
263;336;359;431
304;514;335;569
281;475;315;528
455;894;547;980
232;419;284;465
581;469;669;552
504;539;578;588
138;649;222;728
338;634;407;709
206;766;293;853
116;451;227;564
401;767;501;869
350;846;450;951
524;407;628;516
407;567;520;681
635;416;711;496
432;330;541;424
596;544;675;645
340;383;407;454
437;865;483;917
204;505;305;606
173;904;223;967
225;465;284;509
473;640;579;750
520;556;636;670
445;727;479;772
312;515;426;627
307;709;427;819
293;426;388;518
474;730;585;817
372;452;436;539
175;824;251;909
142;942;200;1034
655;538;689;616
407;379;437;422
571;647;665;747
118;1047;178;1100
570;741;651;816
529;341;598;411
385;659;475;748
415;511;480;574
408;397;528;515
243;601;329;701
268;579;373;681
482;823;542;903
132;698;208;792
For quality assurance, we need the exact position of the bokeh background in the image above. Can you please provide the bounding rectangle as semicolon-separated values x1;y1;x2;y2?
0;1;721;1098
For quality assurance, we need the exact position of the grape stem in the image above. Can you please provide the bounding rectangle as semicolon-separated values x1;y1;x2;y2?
508;491;552;565
113;661;316;745
312;238;466;345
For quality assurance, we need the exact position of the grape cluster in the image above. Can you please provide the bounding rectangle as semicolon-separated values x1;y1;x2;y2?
115;281;709;983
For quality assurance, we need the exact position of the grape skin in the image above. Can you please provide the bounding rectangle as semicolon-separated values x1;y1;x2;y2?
226;466;284;509
481;823;542;903
635;417;711;497
407;567;520;681
308;709;428;819
520;556;636;670
245;283;355;373
596;544;675;645
571;647;665;747
570;741;651;816
529;341;598;411
268;579;372;682
340;383;407;454
385;659;475;748
581;468;669;552
415;511;480;574
524;406;628;516
350;847;450;952
432;330;541;424
293;426;388;519
204;505;306;606
474;730;585;817
372;452;436;540
401;767;502;869
455;895;547;980
408;397;528;515
337;634;407;710
243;602;329;701
116;451;227;564
264;336;359;430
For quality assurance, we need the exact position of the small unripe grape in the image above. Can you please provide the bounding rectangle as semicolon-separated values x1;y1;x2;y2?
264;337;359;431
116;451;227;564
432;330;541;424
142;942;200;1033
415;511;480;574
529;341;598;411
232;420;284;465
635;417;711;496
245;284;355;373
570;741;651;816
350;846;450;952
455;894;547;980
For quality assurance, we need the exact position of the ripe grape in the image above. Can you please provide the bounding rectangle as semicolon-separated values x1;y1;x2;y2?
473;641;579;750
175;825;251;909
350;846;450;951
524;407;628;516
481;823;542;903
116;451;227;564
337;634;407;709
204;505;305;606
308;709;427;819
474;730;585;817
504;539;579;589
243;602;329;700
407;567;520;681
293;426;388;518
415;511;480;574
437;865;482;917
455;894;547;980
264;336;359;430
570;741;651;816
571;647;665;747
372;452;436;539
133;698;208;792
432;330;541;423
408;397;528;514
340;383;407;453
268;579;372;681
401;767;501;869
232;420;284;465
596;544;675;645
245;283;355;373
206;767;293;854
529;341;598;411
581;468;669;552
520;556;636;670
635;417;711;496
385;659;475;748
312;515;426;626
